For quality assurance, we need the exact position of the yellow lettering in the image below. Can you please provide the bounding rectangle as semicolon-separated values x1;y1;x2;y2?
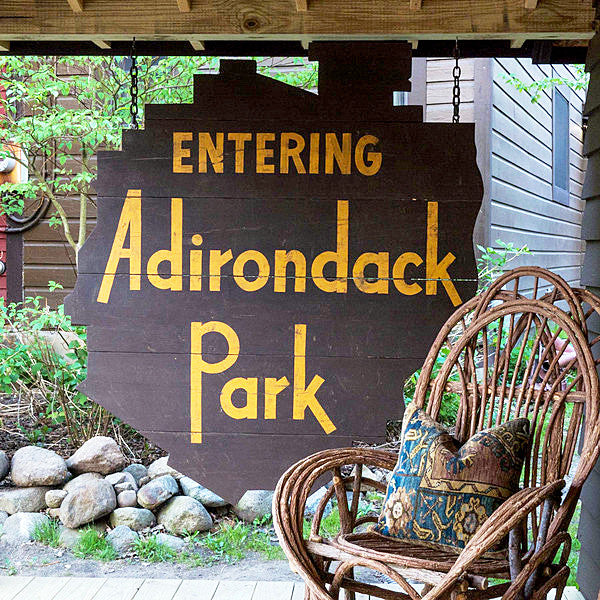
228;132;252;173
352;252;389;294
264;376;290;419
173;132;193;173
209;249;233;291
426;202;461;306
220;377;258;420
280;132;306;174
293;324;336;434
354;135;382;176
147;197;183;291
309;133;320;174
190;234;203;291
274;250;307;293
199;132;224;173
325;133;351;174
97;189;142;304
256;133;275;173
233;250;270;292
190;321;240;443
311;200;349;293
393;252;423;295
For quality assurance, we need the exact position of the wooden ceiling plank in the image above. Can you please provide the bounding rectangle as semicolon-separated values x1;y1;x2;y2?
177;0;191;12
410;0;423;9
524;0;539;8
66;0;84;12
295;0;308;11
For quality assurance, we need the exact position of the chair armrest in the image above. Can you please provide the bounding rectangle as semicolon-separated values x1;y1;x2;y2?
421;480;565;600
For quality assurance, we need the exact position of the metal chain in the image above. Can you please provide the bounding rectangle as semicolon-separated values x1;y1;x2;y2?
129;37;139;129
452;39;461;124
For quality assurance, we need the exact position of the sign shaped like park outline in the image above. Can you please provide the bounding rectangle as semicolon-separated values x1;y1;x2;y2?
66;44;483;501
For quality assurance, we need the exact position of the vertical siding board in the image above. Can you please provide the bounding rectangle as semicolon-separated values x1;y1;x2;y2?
490;58;585;288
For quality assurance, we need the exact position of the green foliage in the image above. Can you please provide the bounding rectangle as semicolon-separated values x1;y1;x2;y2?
201;518;284;562
73;528;117;561
133;535;176;562
503;64;588;104
32;518;62;548
476;240;531;292
567;502;581;587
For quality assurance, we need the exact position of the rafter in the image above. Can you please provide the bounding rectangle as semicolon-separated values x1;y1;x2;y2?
177;0;191;11
295;0;308;11
93;40;111;49
0;41;10;52
524;0;539;8
67;0;84;12
510;37;527;48
189;40;205;51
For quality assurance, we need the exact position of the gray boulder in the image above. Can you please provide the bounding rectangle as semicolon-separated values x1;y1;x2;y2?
117;490;137;508
137;475;178;510
0;486;49;514
147;456;182;480
106;525;139;555
155;532;185;552
179;476;227;508
63;472;103;493
45;489;68;509
123;464;148;486
2;512;49;542
234;490;274;522
157;496;213;535
10;446;68;487
59;479;116;528
0;511;8;525
66;436;127;475
109;507;156;531
0;451;9;481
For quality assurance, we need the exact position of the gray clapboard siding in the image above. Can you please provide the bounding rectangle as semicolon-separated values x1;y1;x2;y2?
489;58;586;288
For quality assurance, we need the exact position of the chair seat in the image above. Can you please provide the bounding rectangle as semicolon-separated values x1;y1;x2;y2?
325;531;511;578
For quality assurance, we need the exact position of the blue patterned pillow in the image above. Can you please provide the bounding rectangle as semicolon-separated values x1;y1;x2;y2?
375;403;530;550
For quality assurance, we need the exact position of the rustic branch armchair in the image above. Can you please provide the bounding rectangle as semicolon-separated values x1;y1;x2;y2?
274;267;600;600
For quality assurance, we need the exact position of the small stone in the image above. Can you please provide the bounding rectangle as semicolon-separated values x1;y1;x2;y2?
138;476;151;487
147;457;182;480
137;475;178;510
2;512;49;542
304;486;333;519
66;436;127;475
45;489;68;509
123;464;148;486
155;532;185;552
59;479;116;528
10;446;68;487
114;482;136;493
157;496;213;536
179;477;228;508
0;487;49;514
0;511;8;525
48;508;61;519
106;525;139;555
117;490;137;508
63;472;103;493
109;507;156;531
0;451;9;481
105;472;138;490
233;490;274;522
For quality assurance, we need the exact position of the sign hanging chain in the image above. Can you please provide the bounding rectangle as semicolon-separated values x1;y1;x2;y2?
452;39;461;124
129;37;139;130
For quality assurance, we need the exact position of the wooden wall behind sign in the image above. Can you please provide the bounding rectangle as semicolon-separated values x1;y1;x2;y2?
65;43;483;502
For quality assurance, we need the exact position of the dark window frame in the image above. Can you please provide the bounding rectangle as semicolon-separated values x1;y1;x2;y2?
552;86;570;206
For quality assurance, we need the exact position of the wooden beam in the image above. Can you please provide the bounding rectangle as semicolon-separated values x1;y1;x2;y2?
177;0;191;11
410;0;423;9
0;41;10;52
0;0;593;40
92;40;111;49
295;0;308;11
411;40;419;50
189;40;204;51
510;37;527;48
66;0;84;12
524;0;539;8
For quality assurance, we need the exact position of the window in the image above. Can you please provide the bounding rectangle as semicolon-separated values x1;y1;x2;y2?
552;87;570;205
393;91;409;106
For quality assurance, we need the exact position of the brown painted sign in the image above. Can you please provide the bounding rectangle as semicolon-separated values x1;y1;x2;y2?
66;44;483;501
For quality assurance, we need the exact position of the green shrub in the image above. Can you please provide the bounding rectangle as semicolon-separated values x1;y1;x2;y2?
72;528;117;561
133;535;176;562
32;518;61;548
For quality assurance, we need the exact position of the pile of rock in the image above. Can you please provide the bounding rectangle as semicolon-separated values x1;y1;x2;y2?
0;437;274;555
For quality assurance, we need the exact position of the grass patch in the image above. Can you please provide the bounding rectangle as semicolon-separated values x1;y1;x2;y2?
72;528;117;561
134;536;176;563
32;519;61;548
201;520;284;562
566;502;581;588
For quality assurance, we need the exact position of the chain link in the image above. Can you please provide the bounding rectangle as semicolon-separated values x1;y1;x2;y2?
452;39;461;124
129;37;139;130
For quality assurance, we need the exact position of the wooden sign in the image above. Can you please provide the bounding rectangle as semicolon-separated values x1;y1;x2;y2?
66;43;483;501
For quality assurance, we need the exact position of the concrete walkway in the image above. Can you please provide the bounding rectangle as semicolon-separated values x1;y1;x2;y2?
0;576;586;600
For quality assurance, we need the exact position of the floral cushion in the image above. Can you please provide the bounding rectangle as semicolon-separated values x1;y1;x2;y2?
375;403;530;550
